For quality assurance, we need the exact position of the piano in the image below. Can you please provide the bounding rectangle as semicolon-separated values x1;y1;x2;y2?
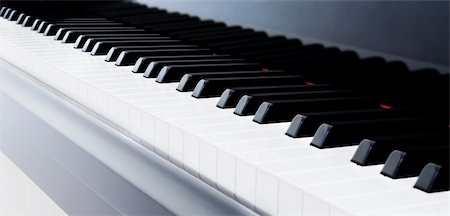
0;1;448;215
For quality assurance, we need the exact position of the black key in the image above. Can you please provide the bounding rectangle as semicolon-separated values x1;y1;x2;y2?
116;47;213;66
192;75;306;98
16;13;26;24
143;59;246;77
138;16;199;26
82;37;170;52
207;36;287;49
218;38;301;53
44;22;122;36
286;108;413;138
253;97;377;124
381;145;449;178
352;132;449;165
187;31;267;44
54;26;137;41
151;20;225;33
310;118;435;148
177;70;286;92
217;84;335;108
414;163;450;193
133;54;232;73
105;44;200;62
2;8;12;18
0;7;7;17
31;18;43;30
74;33;161;48
7;10;19;21
235;90;355;116
168;26;243;37
156;63;261;83
22;15;34;26
92;40;181;56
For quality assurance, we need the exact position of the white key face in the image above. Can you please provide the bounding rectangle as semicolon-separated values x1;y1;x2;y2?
0;18;448;216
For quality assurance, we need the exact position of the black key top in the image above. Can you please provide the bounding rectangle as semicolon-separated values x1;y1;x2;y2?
151;20;225;33
168;26;242;37
31;18;43;30
253;97;377;124
310;118;435;148
207;36;287;49
82;37;170;52
156;63;261;83
2;8;12;18
133;54;232;73
105;46;199;62
381;145;449;178
0;7;7;17
286;108;413;138
177;70;286;92
187;31;267;44
22;15;34;26
16;13;26;24
44;22;122;36
414;163;450;193
55;26;137;41
92;40;181;56
7;10;19;21
138;16;200;26
74;33;161;48
192;75;306;98
235;90;355;116
217;84;335;108
143;59;246;77
352;132;448;165
116;48;215;66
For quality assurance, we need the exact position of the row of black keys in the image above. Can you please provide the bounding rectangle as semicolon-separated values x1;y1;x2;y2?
1;3;448;193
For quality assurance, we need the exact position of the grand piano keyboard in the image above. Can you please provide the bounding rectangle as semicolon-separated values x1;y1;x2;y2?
0;1;448;215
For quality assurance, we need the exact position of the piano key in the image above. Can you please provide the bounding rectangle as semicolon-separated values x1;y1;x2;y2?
133;54;232;73
192;76;310;98
2;8;12;18
168;26;244;38
91;40;182;56
187;31;267;44
150;20;225;33
7;10;19;21
55;27;138;41
139;16;200;26
310;118;439;148
21;15;34;26
381;145;449;178
105;46;199;63
414;163;450;193
74;33;161;48
234;90;356;116
82;37;170;52
0;7;7;17
16;13;26;24
253;97;377;124
31;18;43;30
143;59;248;77
44;22;122;35
285;108;415;138
351;132;448;165
156;63;263;83
216;84;336;108
177;70;286;92
116;48;214;66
